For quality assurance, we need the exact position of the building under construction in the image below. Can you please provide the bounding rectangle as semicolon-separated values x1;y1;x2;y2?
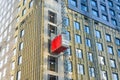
0;0;120;80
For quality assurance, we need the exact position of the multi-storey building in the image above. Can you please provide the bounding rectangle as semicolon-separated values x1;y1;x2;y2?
0;0;120;80
0;0;18;80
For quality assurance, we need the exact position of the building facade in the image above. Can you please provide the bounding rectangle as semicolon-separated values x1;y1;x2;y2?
0;0;120;80
0;0;18;80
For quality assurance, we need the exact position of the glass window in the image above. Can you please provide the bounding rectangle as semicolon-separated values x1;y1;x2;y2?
77;64;84;74
20;29;25;38
92;9;98;17
89;67;95;77
65;46;71;55
96;43;103;51
48;56;58;72
101;71;108;80
108;0;113;7
118;49;120;57
112;73;119;80
23;0;27;5
86;38;91;47
102;15;108;21
18;56;22;65
74;21;80;30
84;25;90;34
115;0;119;2
64;17;69;26
29;0;33;8
22;8;26;16
16;71;21;80
101;5;106;11
95;30;101;38
110;59;116;68
115;38;120;46
12;61;15;70
17;16;20;22
81;4;88;12
110;9;115;16
91;0;97;7
65;60;72;72
107;46;114;55
48;11;57;24
75;34;81;43
13;48;16;56
18;6;21;12
106;34;111;42
111;19;117;26
76;49;83;58
70;0;77;7
48;75;58;80
66;31;71;40
99;56;105;65
19;42;24;50
88;53;93;62
116;5;120;10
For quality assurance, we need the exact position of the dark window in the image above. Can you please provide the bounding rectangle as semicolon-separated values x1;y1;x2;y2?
48;56;58;72
48;75;58;80
48;11;57;24
48;25;57;37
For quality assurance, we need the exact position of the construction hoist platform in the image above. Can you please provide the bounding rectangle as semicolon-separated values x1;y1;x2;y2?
50;0;69;55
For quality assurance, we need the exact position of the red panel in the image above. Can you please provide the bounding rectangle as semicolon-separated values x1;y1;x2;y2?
51;35;68;54
51;35;62;53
